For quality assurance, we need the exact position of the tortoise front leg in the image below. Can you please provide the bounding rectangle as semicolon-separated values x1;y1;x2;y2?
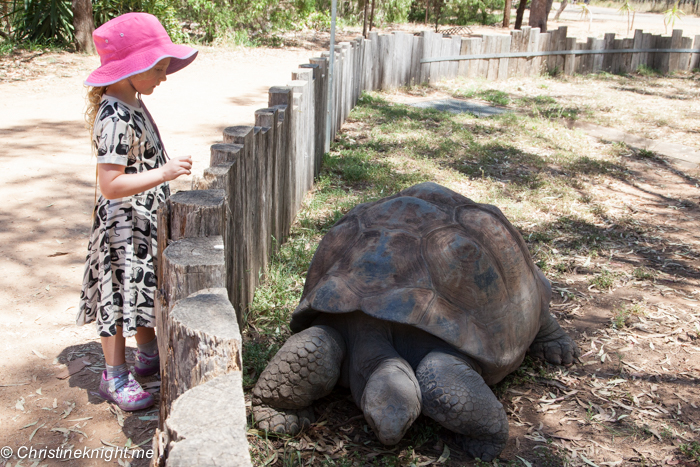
416;351;508;462
528;312;580;365
252;325;346;434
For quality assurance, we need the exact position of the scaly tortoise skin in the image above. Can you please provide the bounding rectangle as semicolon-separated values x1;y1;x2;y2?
252;182;579;461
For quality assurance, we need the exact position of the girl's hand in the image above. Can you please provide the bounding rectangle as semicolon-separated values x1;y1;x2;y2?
162;156;193;181
98;156;194;199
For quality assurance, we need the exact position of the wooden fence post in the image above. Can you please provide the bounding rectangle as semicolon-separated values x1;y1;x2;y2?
157;236;226;425
289;71;315;207
223;126;257;309
419;31;433;84
163;372;251;466
527;27;540;77
497;35;511;80
564;36;577;75
669;29;683;72
162;288;241;416
409;34;423;86
630;30;643;72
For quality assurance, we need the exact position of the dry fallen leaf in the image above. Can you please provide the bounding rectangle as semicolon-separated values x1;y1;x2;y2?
48;252;69;257
29;422;45;441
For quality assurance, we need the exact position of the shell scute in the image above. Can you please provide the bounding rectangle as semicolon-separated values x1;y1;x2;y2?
361;196;451;234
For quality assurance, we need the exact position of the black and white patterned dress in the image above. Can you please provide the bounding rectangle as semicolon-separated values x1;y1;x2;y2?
77;96;169;337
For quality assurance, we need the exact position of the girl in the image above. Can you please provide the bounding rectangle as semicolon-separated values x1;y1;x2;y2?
77;12;197;411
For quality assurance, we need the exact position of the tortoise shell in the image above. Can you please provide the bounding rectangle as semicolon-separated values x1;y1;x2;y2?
291;182;550;383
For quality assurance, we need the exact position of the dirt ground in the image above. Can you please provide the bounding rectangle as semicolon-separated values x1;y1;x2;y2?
1;6;699;467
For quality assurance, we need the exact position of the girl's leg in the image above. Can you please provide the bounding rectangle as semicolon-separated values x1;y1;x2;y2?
98;325;154;411
134;326;159;377
135;326;156;345
101;326;127;366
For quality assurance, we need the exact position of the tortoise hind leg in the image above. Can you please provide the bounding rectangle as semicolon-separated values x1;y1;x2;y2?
416;351;508;462
528;312;580;365
252;325;346;435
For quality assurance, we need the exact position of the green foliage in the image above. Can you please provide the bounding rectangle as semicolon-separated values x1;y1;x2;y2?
382;0;412;23
618;0;634;34
589;268;616;291
444;0;504;25
409;0;503;26
635;64;660;76
10;0;74;45
680;442;700;463
92;0;187;42
478;89;510;106
0;38;61;55
611;302;645;329
242;340;280;388
636;148;657;159
663;1;684;34
632;267;655;281
454;87;510;105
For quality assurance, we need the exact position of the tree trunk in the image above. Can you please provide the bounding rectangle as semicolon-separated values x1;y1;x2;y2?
72;0;96;54
546;0;555;19
503;0;513;27
435;0;442;32
425;0;430;24
515;0;528;29
369;0;375;31
1;0;11;37
362;0;369;37
553;0;568;20
528;0;550;32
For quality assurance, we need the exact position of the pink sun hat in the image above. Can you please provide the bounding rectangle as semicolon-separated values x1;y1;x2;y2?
85;12;198;87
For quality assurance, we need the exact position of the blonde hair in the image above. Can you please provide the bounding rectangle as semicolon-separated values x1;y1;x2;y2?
85;85;108;141
84;64;163;138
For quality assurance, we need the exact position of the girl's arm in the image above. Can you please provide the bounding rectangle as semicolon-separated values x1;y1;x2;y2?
98;156;192;199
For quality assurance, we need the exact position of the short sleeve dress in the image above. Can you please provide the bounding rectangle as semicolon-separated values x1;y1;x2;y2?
77;96;170;338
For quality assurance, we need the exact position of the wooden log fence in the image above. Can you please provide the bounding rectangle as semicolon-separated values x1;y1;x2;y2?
419;27;699;78
151;26;699;466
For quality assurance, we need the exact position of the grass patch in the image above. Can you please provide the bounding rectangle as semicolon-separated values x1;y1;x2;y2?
636;64;661;77
589;268;617;291
611;302;647;330
516;95;589;120
0;40;62;56
632;267;656;281
453;86;511;106
680;441;700;463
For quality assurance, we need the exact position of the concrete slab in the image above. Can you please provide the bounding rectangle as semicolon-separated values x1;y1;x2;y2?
409;98;510;117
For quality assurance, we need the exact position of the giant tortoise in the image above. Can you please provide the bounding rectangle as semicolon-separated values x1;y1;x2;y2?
252;182;579;460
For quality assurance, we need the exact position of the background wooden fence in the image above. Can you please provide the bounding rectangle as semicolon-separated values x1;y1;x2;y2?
149;26;698;466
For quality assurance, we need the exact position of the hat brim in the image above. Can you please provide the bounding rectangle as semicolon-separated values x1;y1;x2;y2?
85;43;198;87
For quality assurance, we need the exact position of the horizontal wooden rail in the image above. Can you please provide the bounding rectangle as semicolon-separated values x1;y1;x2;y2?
421;48;700;63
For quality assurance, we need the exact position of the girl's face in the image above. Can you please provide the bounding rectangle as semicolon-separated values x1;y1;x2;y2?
131;58;171;95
